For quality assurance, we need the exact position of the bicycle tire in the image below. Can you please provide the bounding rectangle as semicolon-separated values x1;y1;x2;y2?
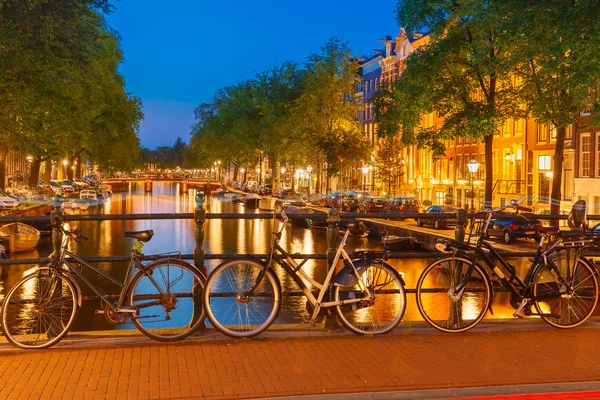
334;260;406;335
203;259;281;338
128;259;207;341
533;256;598;328
416;257;491;333
1;268;78;349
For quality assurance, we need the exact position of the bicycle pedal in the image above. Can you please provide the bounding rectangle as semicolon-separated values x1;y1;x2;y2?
115;308;137;314
512;298;530;318
94;310;105;315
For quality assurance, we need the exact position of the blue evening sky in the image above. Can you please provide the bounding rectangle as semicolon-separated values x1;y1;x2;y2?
107;0;400;149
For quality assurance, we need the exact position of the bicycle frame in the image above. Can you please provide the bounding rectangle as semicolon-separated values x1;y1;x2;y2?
54;234;170;314
249;221;374;323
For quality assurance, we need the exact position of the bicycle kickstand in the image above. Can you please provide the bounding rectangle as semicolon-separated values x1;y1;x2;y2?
309;304;321;326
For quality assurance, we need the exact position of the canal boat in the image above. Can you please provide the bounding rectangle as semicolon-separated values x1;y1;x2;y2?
0;223;41;253
212;188;227;196
258;197;277;211
98;184;113;198
382;234;420;250
61;199;88;214
243;193;261;209
305;219;370;238
80;189;99;205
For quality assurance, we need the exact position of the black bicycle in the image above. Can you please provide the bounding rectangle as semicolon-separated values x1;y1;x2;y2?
1;217;206;349
415;201;598;333
203;210;406;338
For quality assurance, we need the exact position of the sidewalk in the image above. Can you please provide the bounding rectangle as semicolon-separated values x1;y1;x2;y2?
1;319;600;400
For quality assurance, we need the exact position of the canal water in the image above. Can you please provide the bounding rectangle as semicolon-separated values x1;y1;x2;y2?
2;182;520;332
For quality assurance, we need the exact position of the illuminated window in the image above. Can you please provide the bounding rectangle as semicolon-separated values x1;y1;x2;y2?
581;135;590;177
538;155;551;171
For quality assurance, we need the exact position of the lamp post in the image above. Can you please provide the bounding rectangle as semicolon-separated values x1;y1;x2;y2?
256;167;261;185
280;167;286;188
217;160;221;181
467;159;480;212
361;166;369;193
306;165;312;195
399;158;406;195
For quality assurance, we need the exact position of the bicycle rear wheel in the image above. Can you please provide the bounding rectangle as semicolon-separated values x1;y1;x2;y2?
203;259;281;338
533;256;598;328
416;257;491;333
1;268;77;349
128;259;206;341
334;260;406;335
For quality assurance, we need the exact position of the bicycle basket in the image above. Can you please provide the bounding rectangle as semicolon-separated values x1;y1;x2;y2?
467;218;487;243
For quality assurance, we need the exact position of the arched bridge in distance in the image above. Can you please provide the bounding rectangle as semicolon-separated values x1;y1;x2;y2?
100;178;224;193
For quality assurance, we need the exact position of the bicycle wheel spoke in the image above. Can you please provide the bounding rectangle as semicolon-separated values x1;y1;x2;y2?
204;260;280;338
335;262;406;335
416;258;489;333
129;261;205;341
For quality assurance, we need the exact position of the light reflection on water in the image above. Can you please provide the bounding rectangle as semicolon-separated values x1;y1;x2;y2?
1;182;521;332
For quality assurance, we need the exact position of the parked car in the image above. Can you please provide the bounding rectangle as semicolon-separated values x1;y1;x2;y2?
260;184;272;195
273;187;292;198
51;180;74;193
359;197;388;213
326;192;343;208
486;212;542;243
73;178;90;189
417;206;457;229
390;197;420;216
0;189;20;209
48;181;65;195
340;192;368;212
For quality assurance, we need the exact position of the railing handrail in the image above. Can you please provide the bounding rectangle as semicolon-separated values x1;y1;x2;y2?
0;210;591;224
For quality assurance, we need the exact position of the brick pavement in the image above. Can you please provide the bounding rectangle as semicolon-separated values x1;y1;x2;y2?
1;324;600;400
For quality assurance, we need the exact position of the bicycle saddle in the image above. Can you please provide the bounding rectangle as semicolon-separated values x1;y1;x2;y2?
123;230;154;242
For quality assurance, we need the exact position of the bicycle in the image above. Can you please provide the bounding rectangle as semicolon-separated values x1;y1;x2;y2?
203;210;407;338
415;200;599;333
1;216;207;349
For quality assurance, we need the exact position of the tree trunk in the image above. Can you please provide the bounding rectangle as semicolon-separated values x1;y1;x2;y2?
550;125;566;226
28;156;41;188
67;156;75;180
75;157;82;178
0;145;7;190
44;160;52;185
484;133;494;209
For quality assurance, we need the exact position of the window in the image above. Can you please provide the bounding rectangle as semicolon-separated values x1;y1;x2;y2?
581;134;590;177
550;126;557;140
515;119;524;136
538;124;548;143
503;119;511;135
566;125;573;140
538;155;551;171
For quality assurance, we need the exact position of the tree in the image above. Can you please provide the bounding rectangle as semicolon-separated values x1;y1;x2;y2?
375;0;525;207
374;136;405;201
508;0;600;219
0;0;142;187
295;38;369;193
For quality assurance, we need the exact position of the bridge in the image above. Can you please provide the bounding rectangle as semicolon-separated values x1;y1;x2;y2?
100;178;224;193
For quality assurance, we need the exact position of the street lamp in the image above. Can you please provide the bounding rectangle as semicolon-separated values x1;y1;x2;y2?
306;165;313;195
467;159;480;212
280;167;286;188
361;166;369;193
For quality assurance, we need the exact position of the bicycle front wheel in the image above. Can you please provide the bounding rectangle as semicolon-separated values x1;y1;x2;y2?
533;256;598;328
334;261;406;335
203;259;281;338
128;259;206;341
1;268;77;349
416;257;491;333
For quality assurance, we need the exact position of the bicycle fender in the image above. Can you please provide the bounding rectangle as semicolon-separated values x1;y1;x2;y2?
40;267;83;307
333;259;404;287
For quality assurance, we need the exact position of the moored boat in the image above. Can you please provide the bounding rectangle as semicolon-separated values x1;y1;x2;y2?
0;223;41;253
243;193;261;209
80;189;99;206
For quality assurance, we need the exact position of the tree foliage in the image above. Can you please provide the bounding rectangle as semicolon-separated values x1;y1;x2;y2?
187;39;368;188
0;0;142;187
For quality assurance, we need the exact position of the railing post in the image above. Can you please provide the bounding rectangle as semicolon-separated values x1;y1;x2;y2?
50;196;64;261
325;207;340;329
192;192;206;332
